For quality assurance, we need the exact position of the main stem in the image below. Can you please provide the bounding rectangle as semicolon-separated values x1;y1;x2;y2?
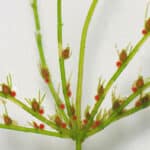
76;139;82;150
76;0;98;128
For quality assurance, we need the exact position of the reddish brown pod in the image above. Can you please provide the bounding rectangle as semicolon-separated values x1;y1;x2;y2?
54;116;62;127
32;99;40;112
60;103;65;110
132;76;144;93
40;67;50;83
116;49;128;68
3;115;12;125
2;84;11;95
91;120;101;129
61;46;71;59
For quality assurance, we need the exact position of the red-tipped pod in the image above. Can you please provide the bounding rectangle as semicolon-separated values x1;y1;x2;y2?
10;91;16;97
94;94;99;101
83;119;88;125
142;29;148;35
67;90;72;97
61;122;67;129
41;67;50;83
39;124;45;129
39;108;44;115
116;61;122;68
92;120;101;129
131;86;137;93
60;103;65;110
119;50;127;62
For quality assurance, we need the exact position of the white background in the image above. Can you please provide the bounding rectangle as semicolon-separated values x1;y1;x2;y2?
0;0;150;150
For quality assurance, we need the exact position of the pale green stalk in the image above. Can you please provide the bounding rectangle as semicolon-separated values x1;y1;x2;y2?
57;0;71;117
76;0;99;128
0;124;69;138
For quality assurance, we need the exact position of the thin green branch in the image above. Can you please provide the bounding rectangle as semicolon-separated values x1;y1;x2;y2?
76;0;99;128
116;102;150;120
0;92;71;137
31;0;46;66
0;124;69;139
31;0;69;123
0;92;57;129
85;82;150;138
57;0;71;117
84;33;150;131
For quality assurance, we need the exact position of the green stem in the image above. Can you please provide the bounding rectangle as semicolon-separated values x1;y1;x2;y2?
85;82;150;138
0;124;69;138
31;0;46;66
76;0;99;128
47;83;69;123
76;139;82;150
85;33;150;131
31;0;69;123
57;0;71;117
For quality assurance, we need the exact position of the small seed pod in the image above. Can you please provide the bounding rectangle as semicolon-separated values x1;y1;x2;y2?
83;119;88;125
39;123;45;129
38;108;44;115
71;105;75;115
136;76;144;88
145;18;150;32
91;120;101;129
33;121;39;129
61;47;70;59
135;100;142;107
55;116;62;126
10;91;16;97
112;100;124;110
66;83;72;97
41;67;50;83
141;95;150;104
97;85;104;96
72;115;77;121
132;86;137;93
2;84;11;95
119;50;127;62
116;60;122;68
84;105;90;119
32;99;40;112
85;112;91;120
3;115;12;125
61;122;67;129
94;94;99;101
142;29;148;35
60;103;65;110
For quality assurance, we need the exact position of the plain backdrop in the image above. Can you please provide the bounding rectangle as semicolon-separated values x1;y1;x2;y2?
0;0;150;150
